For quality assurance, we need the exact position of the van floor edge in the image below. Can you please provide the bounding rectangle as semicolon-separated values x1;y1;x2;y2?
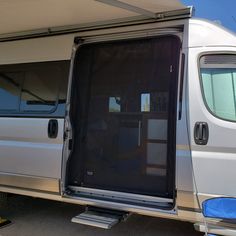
65;191;174;210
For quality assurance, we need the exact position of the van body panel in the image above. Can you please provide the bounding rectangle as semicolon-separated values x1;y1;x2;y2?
188;46;236;199
188;19;236;48
175;44;195;194
0;118;64;179
0;173;59;193
0;60;69;193
176;148;194;192
0;35;73;64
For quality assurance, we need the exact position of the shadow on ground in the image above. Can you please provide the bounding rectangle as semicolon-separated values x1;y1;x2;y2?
0;195;203;236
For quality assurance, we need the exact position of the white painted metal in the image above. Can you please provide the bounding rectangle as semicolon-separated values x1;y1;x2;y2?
188;19;236;47
0;173;59;193
0;118;64;179
0;19;234;64
188;47;236;198
0;35;74;64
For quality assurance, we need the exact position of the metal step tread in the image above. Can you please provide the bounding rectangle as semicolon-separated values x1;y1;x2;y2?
72;207;128;229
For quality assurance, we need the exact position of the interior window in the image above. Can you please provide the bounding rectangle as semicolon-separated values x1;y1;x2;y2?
200;55;236;121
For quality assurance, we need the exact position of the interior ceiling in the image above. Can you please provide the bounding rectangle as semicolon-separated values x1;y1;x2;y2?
0;0;186;35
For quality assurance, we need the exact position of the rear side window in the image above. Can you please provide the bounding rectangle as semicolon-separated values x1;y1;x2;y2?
0;72;23;111
0;61;69;116
20;64;61;112
200;54;236;121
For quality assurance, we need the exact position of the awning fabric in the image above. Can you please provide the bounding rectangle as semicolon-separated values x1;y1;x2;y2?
0;0;187;35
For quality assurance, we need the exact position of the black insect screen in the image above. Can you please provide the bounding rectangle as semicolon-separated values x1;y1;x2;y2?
68;36;180;198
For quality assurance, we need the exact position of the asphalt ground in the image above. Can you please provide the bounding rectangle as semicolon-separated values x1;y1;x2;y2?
0;194;203;236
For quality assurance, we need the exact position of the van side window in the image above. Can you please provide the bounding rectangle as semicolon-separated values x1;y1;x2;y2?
20;64;60;112
0;72;23;111
0;61;70;116
200;55;236;121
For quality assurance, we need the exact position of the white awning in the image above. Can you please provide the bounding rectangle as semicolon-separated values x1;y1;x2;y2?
0;0;189;36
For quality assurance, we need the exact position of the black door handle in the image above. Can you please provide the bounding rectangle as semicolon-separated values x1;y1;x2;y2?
48;119;58;138
194;122;209;145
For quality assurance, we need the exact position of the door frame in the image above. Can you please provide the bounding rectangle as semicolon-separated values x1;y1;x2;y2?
62;25;184;209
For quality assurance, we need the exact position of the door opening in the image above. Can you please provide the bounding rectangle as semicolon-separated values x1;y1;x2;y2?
67;35;180;200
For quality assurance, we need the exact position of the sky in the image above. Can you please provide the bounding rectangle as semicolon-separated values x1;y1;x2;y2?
181;0;236;32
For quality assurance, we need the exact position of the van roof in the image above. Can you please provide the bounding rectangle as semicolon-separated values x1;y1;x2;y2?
188;18;236;48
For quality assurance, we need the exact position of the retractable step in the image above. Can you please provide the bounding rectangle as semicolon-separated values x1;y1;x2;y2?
71;207;129;229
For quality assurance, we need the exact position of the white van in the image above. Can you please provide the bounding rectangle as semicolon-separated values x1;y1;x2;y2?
0;0;236;235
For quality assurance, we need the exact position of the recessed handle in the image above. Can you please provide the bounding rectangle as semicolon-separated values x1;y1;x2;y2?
48;119;58;139
194;122;209;145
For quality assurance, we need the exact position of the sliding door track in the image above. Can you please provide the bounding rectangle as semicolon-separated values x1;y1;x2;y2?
66;186;175;211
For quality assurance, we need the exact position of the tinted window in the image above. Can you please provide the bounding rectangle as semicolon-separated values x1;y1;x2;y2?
20;64;60;112
0;72;23;111
0;61;69;116
57;62;70;115
200;55;236;121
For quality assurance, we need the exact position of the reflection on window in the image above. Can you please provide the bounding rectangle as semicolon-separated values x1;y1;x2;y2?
109;97;121;112
0;72;23;111
200;55;236;121
141;92;168;112
20;67;59;112
57;63;70;115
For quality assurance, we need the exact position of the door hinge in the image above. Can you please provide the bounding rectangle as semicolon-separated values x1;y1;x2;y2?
63;131;68;141
63;128;70;141
68;139;73;150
